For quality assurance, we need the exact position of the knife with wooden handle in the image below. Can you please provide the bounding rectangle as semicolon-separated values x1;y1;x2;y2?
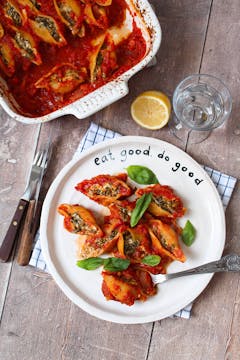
0;199;28;262
17;136;51;266
17;200;36;266
0;124;42;263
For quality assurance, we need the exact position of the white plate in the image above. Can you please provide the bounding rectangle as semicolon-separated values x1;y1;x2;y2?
40;136;225;324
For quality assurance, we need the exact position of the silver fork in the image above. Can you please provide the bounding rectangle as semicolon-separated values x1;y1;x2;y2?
24;150;47;199
25;148;51;202
0;148;49;262
150;254;240;285
17;145;51;266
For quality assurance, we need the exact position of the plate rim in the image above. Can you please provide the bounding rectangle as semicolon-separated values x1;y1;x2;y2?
40;136;226;323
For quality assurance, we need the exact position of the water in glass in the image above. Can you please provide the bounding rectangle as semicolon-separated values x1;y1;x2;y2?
170;74;232;143
175;82;224;131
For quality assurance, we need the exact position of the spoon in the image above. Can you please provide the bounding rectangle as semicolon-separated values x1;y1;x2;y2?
150;254;240;285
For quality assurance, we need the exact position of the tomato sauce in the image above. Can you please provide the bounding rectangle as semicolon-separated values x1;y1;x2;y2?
0;0;147;117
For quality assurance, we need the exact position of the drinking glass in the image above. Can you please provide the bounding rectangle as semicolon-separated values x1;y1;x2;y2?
169;74;232;144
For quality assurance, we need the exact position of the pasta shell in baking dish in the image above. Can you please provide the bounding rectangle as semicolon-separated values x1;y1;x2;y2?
29;14;67;46
81;0;112;4
35;63;87;94
148;219;186;262
57;203;103;236
0;37;15;76
89;33;105;82
89;33;117;83
0;23;4;39
17;0;41;12
84;3;108;29
3;0;27;27
53;0;84;36
95;0;112;6
108;9;133;46
13;29;42;65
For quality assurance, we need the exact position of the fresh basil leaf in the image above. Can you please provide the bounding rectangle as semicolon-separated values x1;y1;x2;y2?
181;220;196;246
142;255;161;266
76;257;104;270
103;257;130;272
130;192;152;227
126;165;159;184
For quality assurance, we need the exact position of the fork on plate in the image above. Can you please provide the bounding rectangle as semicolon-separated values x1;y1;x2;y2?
150;254;240;285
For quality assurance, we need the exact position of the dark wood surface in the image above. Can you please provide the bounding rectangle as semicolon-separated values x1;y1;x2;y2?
1;1;240;359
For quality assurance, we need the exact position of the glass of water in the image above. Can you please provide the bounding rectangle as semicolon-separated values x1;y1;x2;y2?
169;74;232;144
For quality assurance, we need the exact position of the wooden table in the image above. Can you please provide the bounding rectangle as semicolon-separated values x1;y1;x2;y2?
0;1;239;359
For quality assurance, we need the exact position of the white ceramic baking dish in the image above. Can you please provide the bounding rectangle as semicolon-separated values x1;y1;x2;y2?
0;0;161;124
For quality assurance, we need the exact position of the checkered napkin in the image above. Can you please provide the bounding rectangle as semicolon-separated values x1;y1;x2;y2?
29;122;237;319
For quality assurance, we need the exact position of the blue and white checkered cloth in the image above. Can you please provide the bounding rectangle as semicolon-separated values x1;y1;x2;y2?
29;122;237;319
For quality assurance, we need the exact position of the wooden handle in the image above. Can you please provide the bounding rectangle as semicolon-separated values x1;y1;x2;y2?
17;200;36;266
0;198;28;262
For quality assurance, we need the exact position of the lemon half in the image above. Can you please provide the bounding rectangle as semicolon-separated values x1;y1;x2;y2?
130;91;171;130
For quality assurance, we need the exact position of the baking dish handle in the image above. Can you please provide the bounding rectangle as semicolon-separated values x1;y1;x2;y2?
70;80;129;119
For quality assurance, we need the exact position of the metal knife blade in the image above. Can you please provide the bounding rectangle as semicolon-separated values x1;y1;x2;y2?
0;124;42;262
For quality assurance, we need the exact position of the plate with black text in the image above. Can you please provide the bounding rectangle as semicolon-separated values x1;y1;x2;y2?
40;136;225;324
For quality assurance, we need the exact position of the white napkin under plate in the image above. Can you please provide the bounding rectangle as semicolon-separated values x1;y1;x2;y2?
29;122;237;319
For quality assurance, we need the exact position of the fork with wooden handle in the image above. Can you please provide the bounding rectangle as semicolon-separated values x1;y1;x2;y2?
17;144;51;266
0;148;45;263
17;200;42;266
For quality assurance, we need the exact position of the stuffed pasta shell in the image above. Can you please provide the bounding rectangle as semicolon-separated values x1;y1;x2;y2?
29;14;66;46
35;63;87;94
75;173;133;206
58;203;103;237
3;0;27;27
0;36;15;76
53;0;84;36
136;184;186;219
148;219;186;262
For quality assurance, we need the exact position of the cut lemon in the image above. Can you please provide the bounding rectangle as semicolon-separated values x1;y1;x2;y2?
130;90;171;130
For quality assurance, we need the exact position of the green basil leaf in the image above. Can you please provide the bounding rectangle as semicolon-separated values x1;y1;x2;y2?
130;192;152;227
76;257;104;270
142;255;161;266
181;220;196;246
103;257;130;272
126;165;159;184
